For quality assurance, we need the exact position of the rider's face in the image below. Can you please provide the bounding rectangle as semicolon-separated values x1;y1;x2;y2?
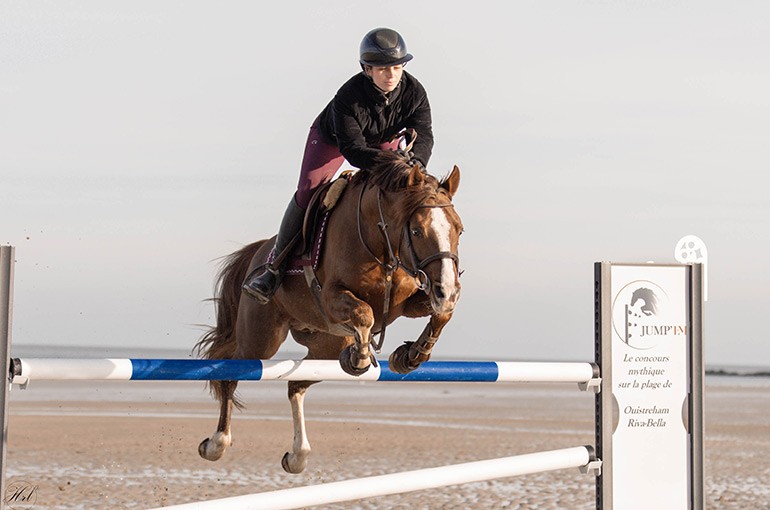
366;64;404;93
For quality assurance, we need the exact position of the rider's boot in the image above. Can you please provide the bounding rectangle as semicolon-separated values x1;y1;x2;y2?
242;196;306;303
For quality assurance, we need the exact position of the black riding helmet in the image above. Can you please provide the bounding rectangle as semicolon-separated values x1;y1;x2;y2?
359;28;413;67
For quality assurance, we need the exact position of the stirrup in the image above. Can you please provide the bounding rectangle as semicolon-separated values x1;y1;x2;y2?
242;265;281;304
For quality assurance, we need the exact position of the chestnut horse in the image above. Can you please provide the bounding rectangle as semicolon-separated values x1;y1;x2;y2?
195;152;463;473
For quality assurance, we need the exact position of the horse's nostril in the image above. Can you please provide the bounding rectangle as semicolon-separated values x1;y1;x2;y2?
434;285;446;299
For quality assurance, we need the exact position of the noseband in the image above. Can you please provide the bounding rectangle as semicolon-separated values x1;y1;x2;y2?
357;185;461;352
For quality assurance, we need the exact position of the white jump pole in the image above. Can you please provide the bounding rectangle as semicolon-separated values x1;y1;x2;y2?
148;446;597;510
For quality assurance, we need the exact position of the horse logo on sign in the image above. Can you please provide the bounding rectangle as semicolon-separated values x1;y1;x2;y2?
612;280;681;350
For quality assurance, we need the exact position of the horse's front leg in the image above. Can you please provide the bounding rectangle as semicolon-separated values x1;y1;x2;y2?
389;312;453;374
322;285;375;376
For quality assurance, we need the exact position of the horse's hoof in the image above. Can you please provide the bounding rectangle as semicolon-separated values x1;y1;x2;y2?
198;432;231;461
281;452;307;474
388;342;420;374
339;345;371;376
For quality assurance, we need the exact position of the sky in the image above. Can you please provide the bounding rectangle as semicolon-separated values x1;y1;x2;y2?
2;1;769;366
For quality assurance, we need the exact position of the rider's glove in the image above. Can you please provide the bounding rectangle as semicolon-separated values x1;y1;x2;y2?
408;158;425;172
394;149;414;161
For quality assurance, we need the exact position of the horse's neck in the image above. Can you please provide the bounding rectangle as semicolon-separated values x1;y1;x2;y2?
337;184;406;266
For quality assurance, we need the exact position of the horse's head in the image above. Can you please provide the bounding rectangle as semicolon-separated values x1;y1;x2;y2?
401;165;463;315
355;151;464;315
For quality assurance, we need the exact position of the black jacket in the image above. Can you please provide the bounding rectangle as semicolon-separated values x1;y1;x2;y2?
316;71;433;169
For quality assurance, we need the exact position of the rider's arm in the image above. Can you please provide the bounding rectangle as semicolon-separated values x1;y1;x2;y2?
332;99;381;170
405;92;433;167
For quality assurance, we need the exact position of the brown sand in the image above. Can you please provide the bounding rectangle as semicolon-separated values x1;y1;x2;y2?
4;379;769;509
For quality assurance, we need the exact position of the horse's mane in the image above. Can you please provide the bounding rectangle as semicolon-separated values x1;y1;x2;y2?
350;151;450;226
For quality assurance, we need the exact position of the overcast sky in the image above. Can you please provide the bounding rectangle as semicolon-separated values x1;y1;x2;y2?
2;1;768;366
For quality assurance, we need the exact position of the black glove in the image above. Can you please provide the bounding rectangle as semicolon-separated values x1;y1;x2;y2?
394;149;415;161
408;158;425;172
392;148;424;171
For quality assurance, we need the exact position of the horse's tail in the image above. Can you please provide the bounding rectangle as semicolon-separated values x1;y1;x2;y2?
194;240;265;407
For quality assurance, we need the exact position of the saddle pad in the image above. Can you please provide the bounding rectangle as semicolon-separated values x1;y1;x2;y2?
267;210;331;275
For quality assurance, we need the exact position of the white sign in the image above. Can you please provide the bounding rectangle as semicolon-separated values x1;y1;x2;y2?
610;264;690;509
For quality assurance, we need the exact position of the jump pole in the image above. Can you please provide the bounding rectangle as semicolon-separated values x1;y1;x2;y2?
10;358;600;387
147;446;597;510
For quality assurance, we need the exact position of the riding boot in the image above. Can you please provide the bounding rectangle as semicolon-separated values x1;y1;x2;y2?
242;196;306;303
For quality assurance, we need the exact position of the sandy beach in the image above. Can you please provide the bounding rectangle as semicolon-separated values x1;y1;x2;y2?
4;377;770;509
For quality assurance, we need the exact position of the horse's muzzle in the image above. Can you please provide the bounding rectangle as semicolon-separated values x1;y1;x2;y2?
430;282;460;314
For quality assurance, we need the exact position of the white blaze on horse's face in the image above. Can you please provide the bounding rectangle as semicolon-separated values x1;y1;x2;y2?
428;207;461;313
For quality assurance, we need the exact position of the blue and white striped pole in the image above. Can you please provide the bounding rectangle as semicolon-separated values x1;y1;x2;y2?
11;358;599;386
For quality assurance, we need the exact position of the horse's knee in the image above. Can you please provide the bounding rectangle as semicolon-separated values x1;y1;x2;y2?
323;288;374;330
351;308;374;331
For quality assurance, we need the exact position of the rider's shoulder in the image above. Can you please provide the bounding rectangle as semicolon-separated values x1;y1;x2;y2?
401;71;426;93
337;72;369;95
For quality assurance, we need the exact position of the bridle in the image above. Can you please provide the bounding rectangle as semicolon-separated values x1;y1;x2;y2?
356;184;461;352
401;204;460;294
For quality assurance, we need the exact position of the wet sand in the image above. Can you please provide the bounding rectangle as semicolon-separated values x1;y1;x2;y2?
4;378;769;509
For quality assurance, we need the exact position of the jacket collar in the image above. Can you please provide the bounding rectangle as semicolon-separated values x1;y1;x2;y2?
362;71;405;106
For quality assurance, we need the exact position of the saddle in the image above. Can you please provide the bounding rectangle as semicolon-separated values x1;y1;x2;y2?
267;171;355;275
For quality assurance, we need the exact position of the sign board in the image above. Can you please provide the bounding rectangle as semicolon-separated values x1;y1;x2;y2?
595;262;704;510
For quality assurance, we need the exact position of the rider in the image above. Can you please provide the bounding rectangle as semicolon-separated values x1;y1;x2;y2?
242;27;434;303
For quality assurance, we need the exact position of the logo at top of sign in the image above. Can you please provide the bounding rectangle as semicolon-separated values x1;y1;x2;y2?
675;235;707;264
612;280;685;350
674;234;708;302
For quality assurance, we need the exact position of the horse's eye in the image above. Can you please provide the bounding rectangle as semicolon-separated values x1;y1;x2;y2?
411;228;422;238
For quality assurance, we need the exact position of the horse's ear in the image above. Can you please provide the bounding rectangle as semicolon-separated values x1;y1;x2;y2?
440;166;460;197
406;164;425;187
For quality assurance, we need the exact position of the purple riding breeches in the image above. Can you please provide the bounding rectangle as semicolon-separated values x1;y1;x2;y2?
294;118;398;209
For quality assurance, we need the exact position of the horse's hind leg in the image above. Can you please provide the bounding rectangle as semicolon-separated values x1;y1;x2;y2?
282;380;317;474
198;380;236;461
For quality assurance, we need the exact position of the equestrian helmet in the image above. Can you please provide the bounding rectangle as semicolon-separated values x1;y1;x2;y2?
359;28;413;67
